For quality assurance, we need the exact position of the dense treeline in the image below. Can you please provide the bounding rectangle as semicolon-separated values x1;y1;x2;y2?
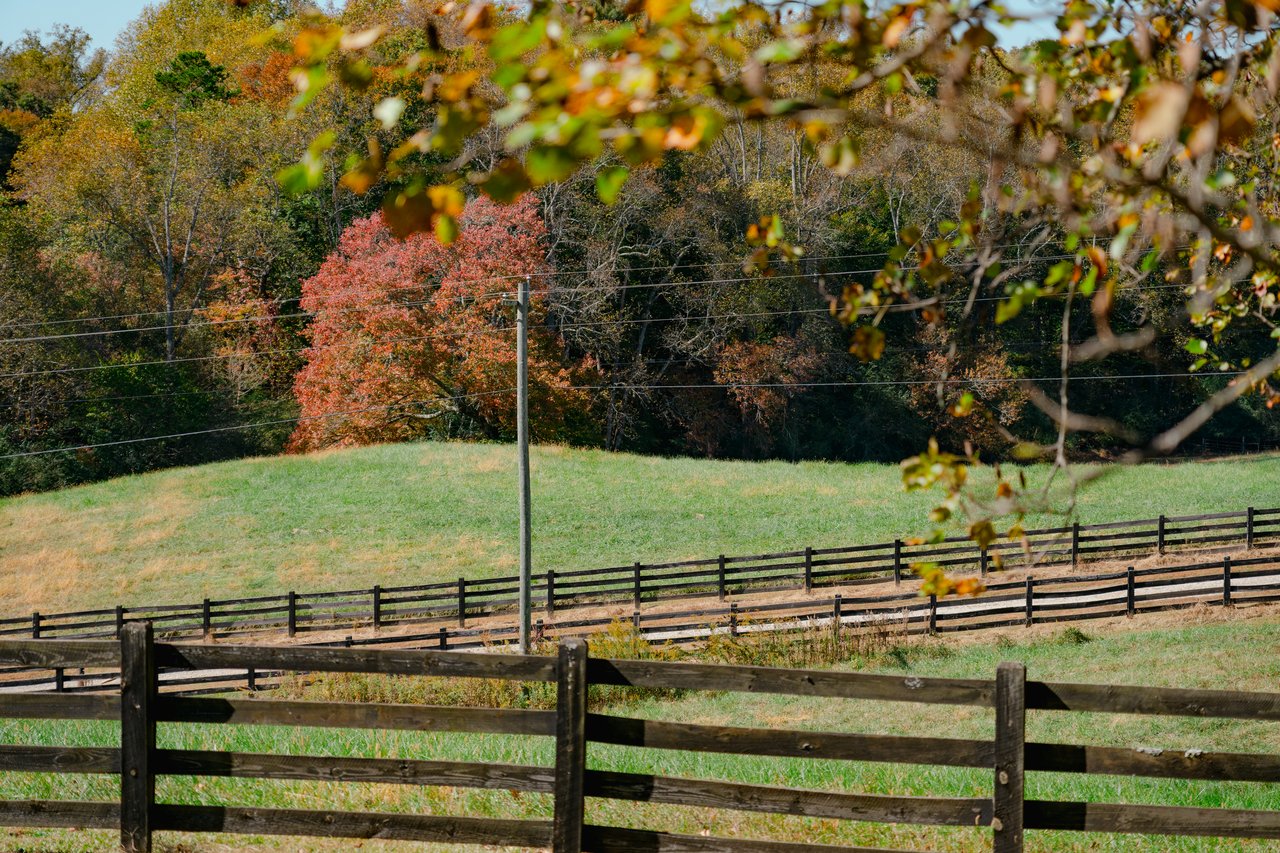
0;0;1273;496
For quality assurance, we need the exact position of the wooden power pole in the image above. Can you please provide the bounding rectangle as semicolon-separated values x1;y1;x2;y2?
516;274;532;654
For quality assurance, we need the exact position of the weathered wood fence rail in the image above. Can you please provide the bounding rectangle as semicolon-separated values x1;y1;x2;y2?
5;551;1280;697
5;626;1280;852
3;506;1277;645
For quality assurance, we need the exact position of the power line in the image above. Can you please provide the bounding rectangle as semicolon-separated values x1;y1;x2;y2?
0;275;1212;379
0;268;843;346
0;248;908;334
5;389;214;409
0;389;517;462
0;331;451;382
567;370;1247;392
0;370;1241;462
0;330;1191;411
5;239;1181;342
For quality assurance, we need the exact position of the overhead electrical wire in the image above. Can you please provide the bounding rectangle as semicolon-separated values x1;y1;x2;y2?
0;388;516;462
0;247;921;334
0;275;1227;381
0;331;449;383
3;238;1196;342
565;371;1247;393
1;370;1245;463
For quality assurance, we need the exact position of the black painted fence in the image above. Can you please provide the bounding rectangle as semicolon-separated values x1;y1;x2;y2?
4;549;1279;698
6;629;1280;852
2;506;1277;645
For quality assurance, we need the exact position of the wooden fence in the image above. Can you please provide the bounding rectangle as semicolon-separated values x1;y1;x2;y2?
5;625;1280;852
5;550;1280;697
3;505;1277;645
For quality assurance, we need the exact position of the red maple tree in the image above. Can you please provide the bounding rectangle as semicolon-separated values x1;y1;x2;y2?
288;196;594;451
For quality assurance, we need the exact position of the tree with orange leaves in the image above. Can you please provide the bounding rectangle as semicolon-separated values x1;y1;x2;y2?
288;195;595;450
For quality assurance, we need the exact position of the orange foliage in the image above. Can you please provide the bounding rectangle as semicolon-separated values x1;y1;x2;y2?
234;52;296;104
288;196;594;451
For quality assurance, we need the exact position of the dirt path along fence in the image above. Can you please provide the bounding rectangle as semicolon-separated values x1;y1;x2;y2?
6;626;1280;852
3;505;1277;645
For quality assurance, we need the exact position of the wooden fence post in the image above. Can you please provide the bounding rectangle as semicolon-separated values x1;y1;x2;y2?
729;602;739;637
287;591;298;638
1024;579;1034;627
632;563;642;610
1247;507;1255;550
547;570;557;615
553;639;588;853
201;600;211;639
457;578;467;628
116;606;126;639
30;612;40;640
120;621;156;853
1223;555;1233;607
893;540;903;586
832;595;842;644
1157;515;1167;556
928;594;938;635
438;626;448;650
980;547;989;578
803;547;813;592
1126;567;1135;616
1070;523;1080;568
717;555;727;601
372;585;382;630
993;661;1026;853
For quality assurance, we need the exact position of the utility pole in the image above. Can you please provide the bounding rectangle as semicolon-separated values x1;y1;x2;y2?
516;274;533;654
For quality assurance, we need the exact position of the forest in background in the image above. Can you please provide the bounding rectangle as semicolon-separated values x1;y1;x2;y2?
0;0;1275;497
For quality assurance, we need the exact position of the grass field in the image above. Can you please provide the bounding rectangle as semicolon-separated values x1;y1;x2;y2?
3;441;1280;615
4;610;1280;851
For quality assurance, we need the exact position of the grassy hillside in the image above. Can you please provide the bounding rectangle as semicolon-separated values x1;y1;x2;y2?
4;611;1280;851
3;441;1280;614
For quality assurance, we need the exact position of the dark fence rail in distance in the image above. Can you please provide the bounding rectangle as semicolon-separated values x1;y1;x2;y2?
3;505;1278;646
7;550;1279;698
7;628;1280;852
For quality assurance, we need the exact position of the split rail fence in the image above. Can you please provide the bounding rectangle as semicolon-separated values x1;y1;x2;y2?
6;545;1280;697
3;506;1277;646
5;625;1280;852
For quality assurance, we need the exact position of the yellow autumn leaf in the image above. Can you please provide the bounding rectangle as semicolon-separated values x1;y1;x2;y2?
664;114;705;150
1131;81;1190;147
437;71;480;103
882;13;912;48
427;185;466;218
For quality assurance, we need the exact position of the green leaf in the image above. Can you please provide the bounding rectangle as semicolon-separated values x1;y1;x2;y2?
434;212;459;244
1079;265;1098;296
276;162;317;195
526;145;580;185
477;158;532;204
489;18;547;63
595;166;629;205
753;38;806;64
1045;260;1074;286
995;299;1021;324
1185;338;1209;355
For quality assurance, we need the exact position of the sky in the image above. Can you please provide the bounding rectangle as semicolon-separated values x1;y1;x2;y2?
0;0;150;51
0;0;1058;54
